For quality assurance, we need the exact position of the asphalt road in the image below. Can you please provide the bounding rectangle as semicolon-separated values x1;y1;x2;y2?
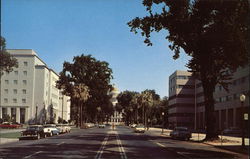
0;126;246;159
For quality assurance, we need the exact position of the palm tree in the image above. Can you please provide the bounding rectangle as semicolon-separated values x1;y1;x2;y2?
72;83;90;128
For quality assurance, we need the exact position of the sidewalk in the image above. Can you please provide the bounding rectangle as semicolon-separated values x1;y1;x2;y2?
0;138;19;145
147;127;249;155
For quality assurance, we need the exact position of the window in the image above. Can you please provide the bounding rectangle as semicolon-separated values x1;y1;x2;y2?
4;98;8;103
5;80;9;84
4;89;8;94
14;71;18;75
23;71;27;76
14;80;18;84
23;80;27;85
24;61;28;66
13;89;17;94
13;98;17;103
22;99;26;103
22;89;27;94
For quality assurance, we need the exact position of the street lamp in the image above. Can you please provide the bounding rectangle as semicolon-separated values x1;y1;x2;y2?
161;112;165;134
240;94;246;148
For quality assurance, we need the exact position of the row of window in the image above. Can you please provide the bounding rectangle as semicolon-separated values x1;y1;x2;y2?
215;91;248;103
169;84;194;92
4;80;27;85
4;98;26;103
12;71;28;76
4;89;27;94
170;75;192;85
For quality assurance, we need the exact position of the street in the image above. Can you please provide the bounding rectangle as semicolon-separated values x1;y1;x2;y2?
0;126;247;159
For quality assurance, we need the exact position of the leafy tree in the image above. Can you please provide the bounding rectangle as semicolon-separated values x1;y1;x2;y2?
128;0;248;140
57;54;113;126
0;37;18;75
117;91;137;125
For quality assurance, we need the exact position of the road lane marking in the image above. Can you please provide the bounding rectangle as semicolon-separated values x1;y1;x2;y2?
155;142;166;147
95;134;109;159
23;151;43;158
56;141;64;146
116;133;127;159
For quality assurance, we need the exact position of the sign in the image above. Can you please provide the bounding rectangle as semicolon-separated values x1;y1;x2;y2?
244;113;248;120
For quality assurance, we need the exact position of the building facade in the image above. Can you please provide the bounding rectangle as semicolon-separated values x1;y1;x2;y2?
168;70;195;129
0;49;70;124
168;67;249;131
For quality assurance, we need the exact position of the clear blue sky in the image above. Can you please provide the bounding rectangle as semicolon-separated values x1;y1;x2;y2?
2;0;190;98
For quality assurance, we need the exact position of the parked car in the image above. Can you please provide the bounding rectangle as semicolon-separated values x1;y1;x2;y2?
98;124;105;128
56;124;71;133
43;124;60;136
130;124;137;128
0;122;22;129
85;123;95;128
134;125;145;133
19;125;46;140
170;127;191;140
223;127;241;135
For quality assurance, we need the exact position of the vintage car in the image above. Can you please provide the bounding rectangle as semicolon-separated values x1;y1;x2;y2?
134;125;145;133
19;125;46;140
170;127;191;140
98;124;106;128
56;124;71;133
43;124;60;136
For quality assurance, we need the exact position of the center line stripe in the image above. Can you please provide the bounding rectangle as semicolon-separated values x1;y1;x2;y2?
116;133;127;159
95;134;109;159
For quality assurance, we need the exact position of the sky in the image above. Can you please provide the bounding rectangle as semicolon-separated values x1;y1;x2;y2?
2;0;191;98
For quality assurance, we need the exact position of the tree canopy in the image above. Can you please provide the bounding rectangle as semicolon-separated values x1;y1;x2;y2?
56;54;113;124
128;0;249;140
0;37;18;75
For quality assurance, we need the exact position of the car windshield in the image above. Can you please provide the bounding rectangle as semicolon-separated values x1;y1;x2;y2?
27;126;39;130
136;125;144;128
176;127;188;131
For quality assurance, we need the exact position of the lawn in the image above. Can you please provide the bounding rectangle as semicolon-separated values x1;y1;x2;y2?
0;132;21;139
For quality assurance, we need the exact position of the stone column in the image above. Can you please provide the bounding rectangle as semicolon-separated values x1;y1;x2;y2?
233;108;236;127
7;107;11;117
219;110;222;130
16;107;20;123
0;107;2;118
25;108;29;123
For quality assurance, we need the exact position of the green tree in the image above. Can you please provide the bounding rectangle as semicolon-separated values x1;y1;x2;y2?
128;0;248;140
117;91;137;125
0;37;18;75
57;54;113;125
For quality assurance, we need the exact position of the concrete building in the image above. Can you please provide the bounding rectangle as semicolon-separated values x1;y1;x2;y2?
196;66;249;131
168;67;249;131
168;70;195;129
0;49;70;124
109;86;123;125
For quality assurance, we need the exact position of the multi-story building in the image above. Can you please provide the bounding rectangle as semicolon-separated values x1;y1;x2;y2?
168;70;195;129
168;67;249;131
0;49;70;124
196;66;249;131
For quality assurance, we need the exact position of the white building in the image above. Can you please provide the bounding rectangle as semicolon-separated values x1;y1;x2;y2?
109;86;123;125
0;49;70;124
